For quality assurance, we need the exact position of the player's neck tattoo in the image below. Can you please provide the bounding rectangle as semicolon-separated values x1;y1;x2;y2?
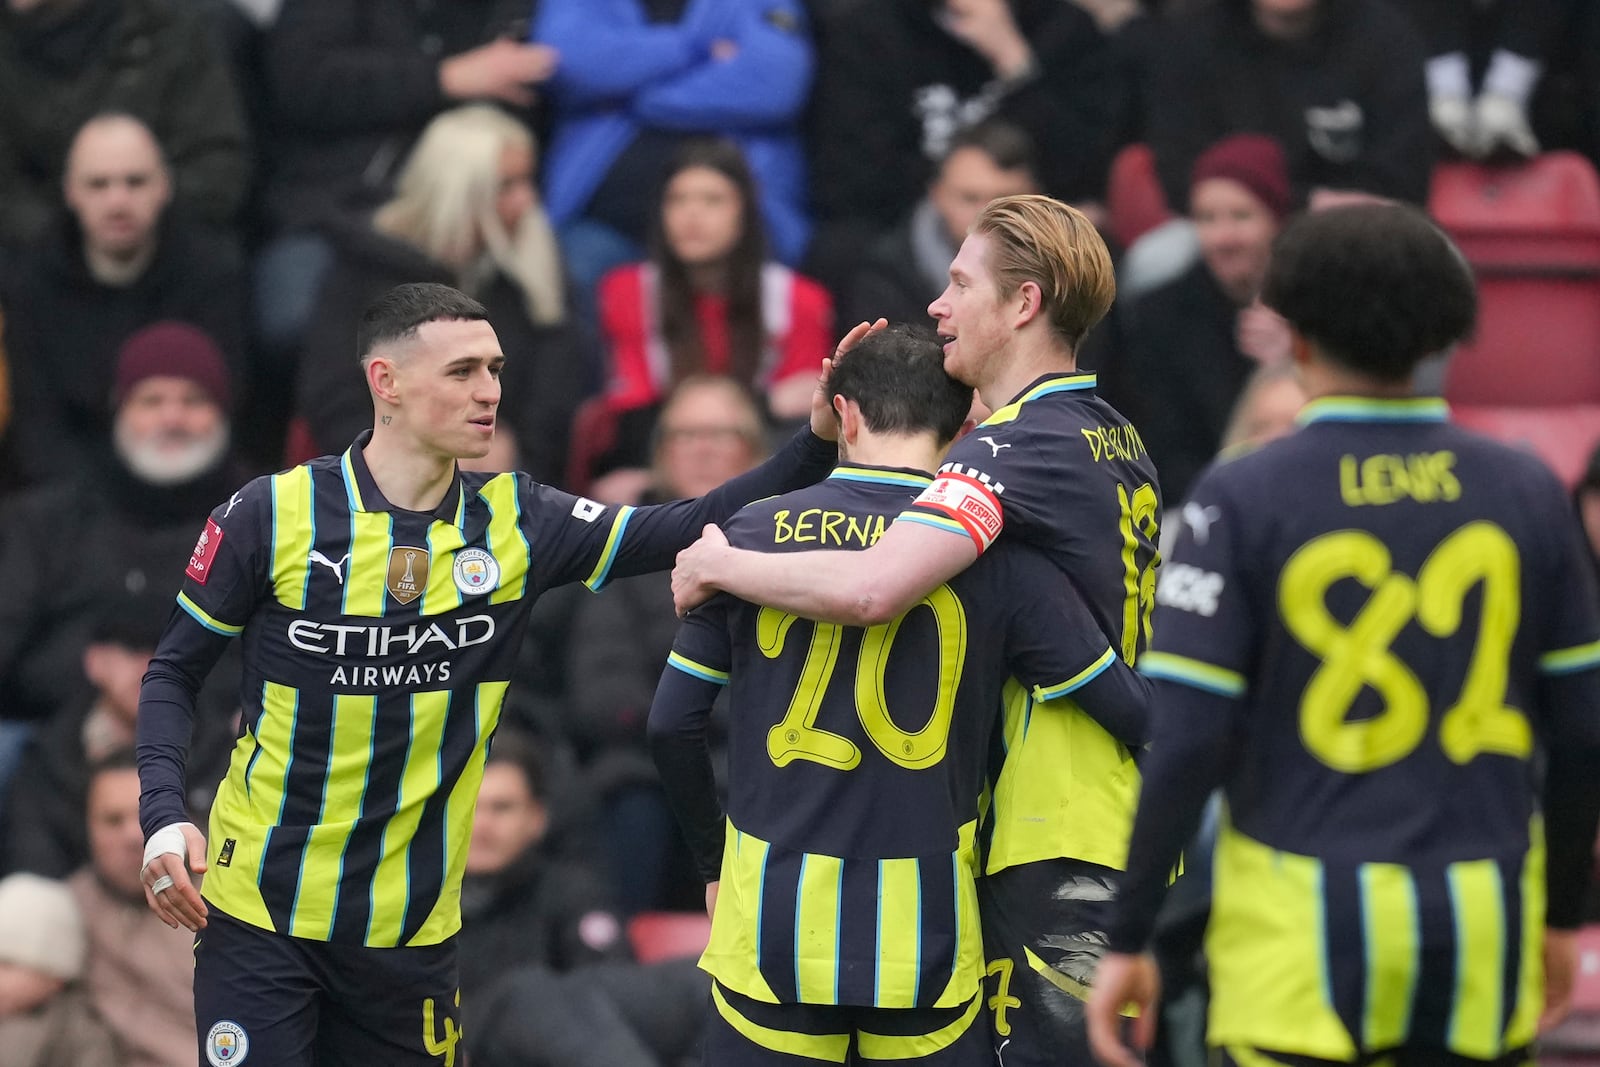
381;416;392;424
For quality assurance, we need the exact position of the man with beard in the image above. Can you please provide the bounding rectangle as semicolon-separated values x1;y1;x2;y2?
0;321;242;813
0;114;244;485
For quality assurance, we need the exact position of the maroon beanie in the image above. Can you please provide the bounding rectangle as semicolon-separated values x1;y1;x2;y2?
114;321;232;412
1191;134;1292;220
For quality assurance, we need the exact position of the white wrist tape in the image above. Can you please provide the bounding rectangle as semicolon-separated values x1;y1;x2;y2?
142;822;197;875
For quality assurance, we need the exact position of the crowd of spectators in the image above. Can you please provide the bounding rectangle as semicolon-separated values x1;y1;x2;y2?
0;0;1597;1062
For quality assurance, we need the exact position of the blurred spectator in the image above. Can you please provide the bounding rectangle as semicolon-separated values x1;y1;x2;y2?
1218;362;1307;455
535;0;814;302
806;0;1118;292
68;751;197;1067
459;731;628;1005
568;378;766;913
0;322;243;806
0;873;117;1067
843;119;1041;331
294;105;589;484
595;140;829;484
3;585;235;880
0;0;248;252
1143;0;1432;211
255;0;555;352
1578;442;1600;578
1103;134;1292;506
0;115;244;485
1401;0;1565;159
470;958;709;1067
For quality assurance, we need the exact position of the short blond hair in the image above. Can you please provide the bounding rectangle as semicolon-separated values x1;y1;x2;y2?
973;194;1116;349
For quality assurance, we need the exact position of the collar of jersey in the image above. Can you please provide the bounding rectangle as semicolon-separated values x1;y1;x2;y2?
341;430;467;524
1297;395;1450;426
1007;371;1098;407
828;464;934;487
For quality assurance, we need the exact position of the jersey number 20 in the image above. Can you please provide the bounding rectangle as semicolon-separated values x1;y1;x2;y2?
1279;521;1530;773
758;587;968;772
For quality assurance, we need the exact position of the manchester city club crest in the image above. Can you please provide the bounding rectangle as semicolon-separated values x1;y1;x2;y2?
453;547;500;596
206;1020;250;1066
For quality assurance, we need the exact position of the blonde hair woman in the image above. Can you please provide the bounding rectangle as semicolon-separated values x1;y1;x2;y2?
296;105;590;483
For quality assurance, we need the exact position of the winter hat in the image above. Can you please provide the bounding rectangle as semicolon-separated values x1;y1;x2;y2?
113;321;232;413
0;874;87;981
1191;134;1293;220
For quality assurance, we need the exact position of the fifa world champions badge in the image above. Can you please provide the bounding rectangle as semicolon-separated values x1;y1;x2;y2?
453;547;500;596
206;1020;249;1065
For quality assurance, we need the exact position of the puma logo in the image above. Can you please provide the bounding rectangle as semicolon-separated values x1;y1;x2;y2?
978;436;1011;457
1181;501;1222;545
221;492;243;519
309;550;351;585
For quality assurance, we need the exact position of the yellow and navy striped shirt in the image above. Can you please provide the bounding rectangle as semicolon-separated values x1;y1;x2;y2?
659;467;1139;1008
1120;397;1600;1059
138;428;835;947
901;372;1162;873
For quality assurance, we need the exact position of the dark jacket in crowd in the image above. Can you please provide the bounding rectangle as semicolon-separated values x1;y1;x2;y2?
262;0;537;228
0;212;245;486
840;203;951;333
0;455;246;728
294;216;590;487
2;679;236;881
1099;262;1256;507
808;0;1119;227
1143;0;1433;209
0;0;249;250
458;844;629;999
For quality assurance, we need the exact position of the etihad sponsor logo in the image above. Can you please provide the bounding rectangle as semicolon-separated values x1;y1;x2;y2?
387;546;428;605
330;662;452;687
1156;563;1224;617
286;615;495;657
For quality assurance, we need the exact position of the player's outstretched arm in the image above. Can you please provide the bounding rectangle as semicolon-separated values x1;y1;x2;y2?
672;518;977;623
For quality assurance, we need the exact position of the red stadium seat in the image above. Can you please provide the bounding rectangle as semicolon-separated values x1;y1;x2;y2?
1451;404;1600;489
626;910;711;964
1540;925;1600;1057
1106;143;1175;251
564;395;619;495
1430;153;1600;406
283;415;320;467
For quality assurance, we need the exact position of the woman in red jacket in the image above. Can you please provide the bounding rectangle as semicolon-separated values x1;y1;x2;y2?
592;140;831;496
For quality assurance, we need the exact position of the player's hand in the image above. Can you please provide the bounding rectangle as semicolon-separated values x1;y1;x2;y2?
809;319;887;441
142;822;209;932
673;524;730;616
940;0;1034;80
705;881;720;920
1541;927;1579;1032
440;39;560;107
1086;951;1159;1067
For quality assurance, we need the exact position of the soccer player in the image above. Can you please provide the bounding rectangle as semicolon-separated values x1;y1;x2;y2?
649;325;1151;1064
1085;204;1600;1067
673;195;1161;1062
134;282;846;1065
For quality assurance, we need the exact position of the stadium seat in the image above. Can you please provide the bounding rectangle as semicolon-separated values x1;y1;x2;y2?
626;910;711;964
564;395;619;495
1539;925;1600;1057
1106;143;1175;252
1451;404;1600;489
1430;152;1600;406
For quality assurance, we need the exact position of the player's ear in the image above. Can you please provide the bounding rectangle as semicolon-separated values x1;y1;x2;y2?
1012;280;1043;330
366;355;402;406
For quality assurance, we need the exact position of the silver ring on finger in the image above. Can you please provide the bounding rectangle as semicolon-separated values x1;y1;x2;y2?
150;874;175;895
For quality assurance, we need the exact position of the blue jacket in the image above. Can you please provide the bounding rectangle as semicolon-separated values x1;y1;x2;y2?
535;0;814;263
